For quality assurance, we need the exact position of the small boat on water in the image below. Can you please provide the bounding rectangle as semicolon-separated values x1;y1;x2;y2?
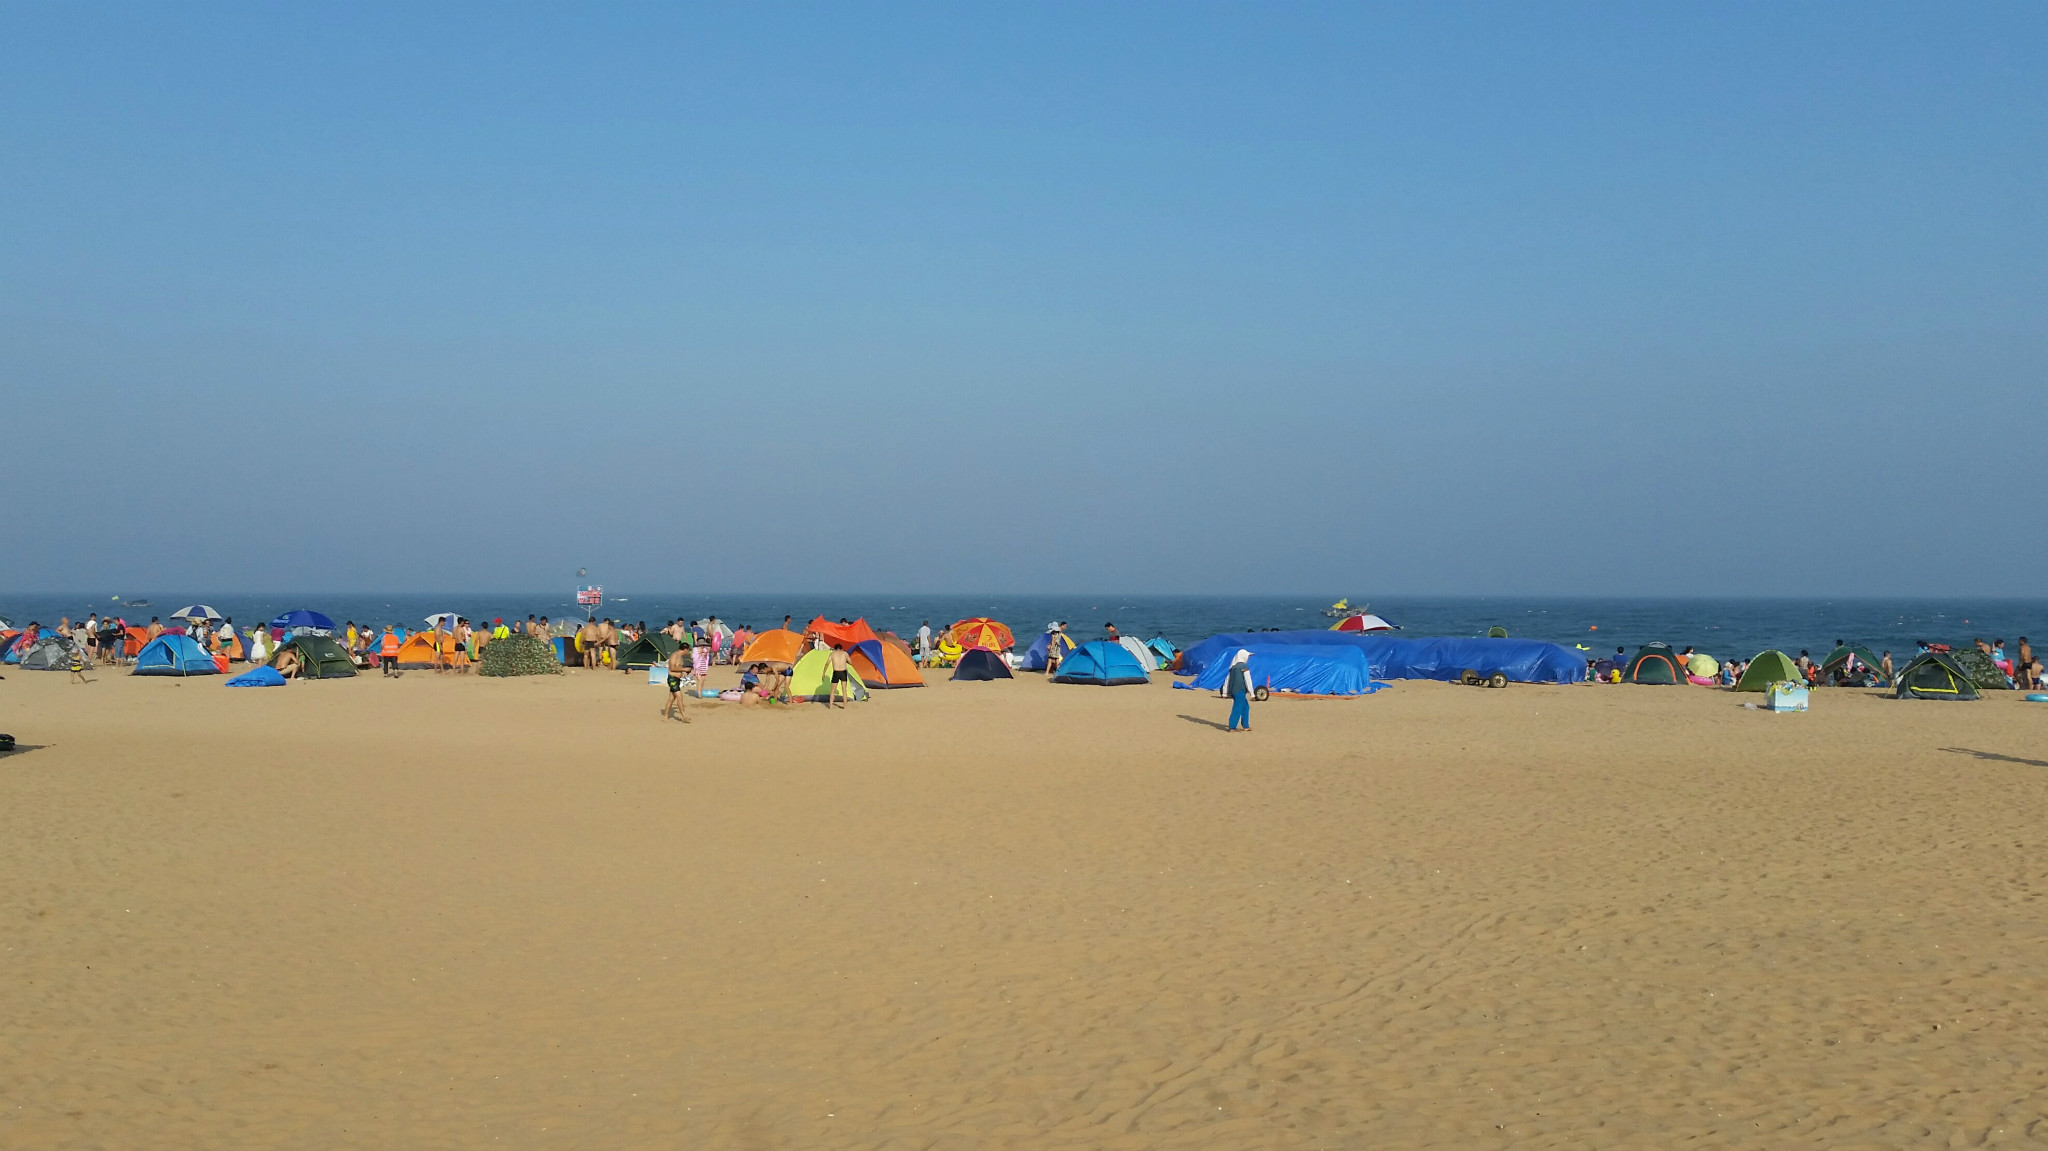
1322;598;1354;618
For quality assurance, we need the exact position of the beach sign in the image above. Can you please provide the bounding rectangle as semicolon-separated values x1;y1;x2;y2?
577;585;603;607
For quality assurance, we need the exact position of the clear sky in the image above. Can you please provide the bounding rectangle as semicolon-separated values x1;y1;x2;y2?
3;2;2042;595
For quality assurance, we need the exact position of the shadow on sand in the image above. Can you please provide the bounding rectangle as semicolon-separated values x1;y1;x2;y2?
1939;747;2048;769
1176;714;1230;731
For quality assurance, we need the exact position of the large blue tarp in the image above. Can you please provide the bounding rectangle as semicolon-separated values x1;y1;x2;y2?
1172;644;1387;696
1177;630;1586;685
225;665;288;687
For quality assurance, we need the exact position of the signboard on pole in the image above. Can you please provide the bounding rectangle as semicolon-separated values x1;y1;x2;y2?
577;585;603;607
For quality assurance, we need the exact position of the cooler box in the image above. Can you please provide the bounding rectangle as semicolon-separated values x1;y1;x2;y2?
1766;681;1809;712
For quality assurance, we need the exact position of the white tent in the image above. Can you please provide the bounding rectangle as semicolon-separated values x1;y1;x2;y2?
1117;635;1158;672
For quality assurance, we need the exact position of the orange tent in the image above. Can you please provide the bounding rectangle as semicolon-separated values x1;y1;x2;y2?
880;632;913;658
740;628;808;667
124;626;150;656
851;642;925;688
393;632;444;669
950;617;1014;651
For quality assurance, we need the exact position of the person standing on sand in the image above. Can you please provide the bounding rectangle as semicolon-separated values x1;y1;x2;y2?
663;644;691;722
1225;649;1255;732
829;645;852;707
599;618;618;668
917;620;932;663
1881;651;1894;682
380;625;400;677
577;618;599;669
2017;638;2034;689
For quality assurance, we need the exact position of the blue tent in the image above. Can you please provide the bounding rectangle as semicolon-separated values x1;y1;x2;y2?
1174;644;1385;696
951;648;1014;681
1177;630;1585;685
1051;640;1150;685
225;666;288;687
133;634;219;676
1145;637;1177;666
270;609;336;632
1018;630;1078;672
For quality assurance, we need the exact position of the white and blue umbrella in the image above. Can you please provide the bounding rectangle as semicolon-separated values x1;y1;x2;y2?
172;604;223;623
424;613;458;629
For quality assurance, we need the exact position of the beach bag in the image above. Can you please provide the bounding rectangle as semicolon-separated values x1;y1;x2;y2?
648;663;666;686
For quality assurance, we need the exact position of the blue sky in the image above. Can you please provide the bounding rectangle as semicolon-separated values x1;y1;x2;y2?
3;2;2042;594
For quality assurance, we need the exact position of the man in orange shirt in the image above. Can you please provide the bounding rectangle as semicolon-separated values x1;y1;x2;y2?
380;626;401;678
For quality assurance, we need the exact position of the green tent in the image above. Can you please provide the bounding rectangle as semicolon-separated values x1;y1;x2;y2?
1949;648;2012;691
1623;643;1685;684
1820;645;1887;686
1895;651;1979;700
275;634;356;679
618;632;680;670
1735;649;1802;692
789;648;868;702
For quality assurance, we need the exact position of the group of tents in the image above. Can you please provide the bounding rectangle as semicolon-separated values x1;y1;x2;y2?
1607;640;2002;700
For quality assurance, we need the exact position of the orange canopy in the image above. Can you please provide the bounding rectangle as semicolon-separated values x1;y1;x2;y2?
805;617;884;650
851;643;925;688
393;632;444;668
740;628;807;667
950;617;1014;651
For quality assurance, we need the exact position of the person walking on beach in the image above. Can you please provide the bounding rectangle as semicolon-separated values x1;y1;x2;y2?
1225;649;1255;732
379;625;400;677
829;644;852;708
662;644;691;722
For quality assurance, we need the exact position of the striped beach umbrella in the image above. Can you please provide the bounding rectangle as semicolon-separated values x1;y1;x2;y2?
172;604;223;623
950;617;1015;651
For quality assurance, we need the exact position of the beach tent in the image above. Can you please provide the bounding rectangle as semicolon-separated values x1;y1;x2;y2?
1734;649;1802;692
1175;630;1585;685
270;608;336;634
1330;614;1398;633
393;632;444;669
275;635;357;679
1176;644;1382;697
851;642;925;688
1821;645;1887;686
880;632;914;658
17;636;77;671
1894;651;1980;700
1950;648;2013;691
225;666;288;687
740;629;808;668
1116;635;1159;672
1622;643;1686;685
952;648;1014;681
133;634;219;676
124;626;149;657
788;648;868;702
1018;630;1078;672
1145;637;1178;668
802;617;888;674
618;632;679;670
950;618;1015;651
1052;641;1151;686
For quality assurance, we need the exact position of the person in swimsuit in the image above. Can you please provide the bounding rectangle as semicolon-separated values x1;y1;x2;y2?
599;618;617;668
663;646;691;722
577;618;600;669
829;645;852;708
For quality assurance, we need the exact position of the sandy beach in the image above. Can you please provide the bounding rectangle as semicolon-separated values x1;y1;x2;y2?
3;668;2044;1148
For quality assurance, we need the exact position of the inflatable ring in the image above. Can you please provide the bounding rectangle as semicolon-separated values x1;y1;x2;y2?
2027;694;2048;703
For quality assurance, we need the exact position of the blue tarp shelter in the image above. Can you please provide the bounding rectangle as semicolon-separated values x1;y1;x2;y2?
1176;630;1585;685
133;634;219;676
1051;640;1150;685
1174;645;1385;696
1018;630;1078;671
225;666;288;687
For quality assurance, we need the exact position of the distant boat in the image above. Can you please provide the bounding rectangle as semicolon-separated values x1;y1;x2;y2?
125;599;152;609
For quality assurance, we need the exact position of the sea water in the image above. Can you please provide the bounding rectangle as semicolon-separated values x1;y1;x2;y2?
5;593;2043;665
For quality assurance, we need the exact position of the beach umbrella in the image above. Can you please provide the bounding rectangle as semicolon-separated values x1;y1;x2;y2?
424;613;458;629
950;617;1014;651
1330;613;1397;633
172;604;224;623
270;608;336;632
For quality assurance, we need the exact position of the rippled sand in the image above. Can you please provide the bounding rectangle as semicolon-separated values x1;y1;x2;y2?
3;663;2044;1148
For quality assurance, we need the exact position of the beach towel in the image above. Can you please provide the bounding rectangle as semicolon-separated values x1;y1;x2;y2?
225;666;288;687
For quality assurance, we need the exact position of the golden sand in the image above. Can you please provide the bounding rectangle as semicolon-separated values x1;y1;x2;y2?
2;663;2045;1148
